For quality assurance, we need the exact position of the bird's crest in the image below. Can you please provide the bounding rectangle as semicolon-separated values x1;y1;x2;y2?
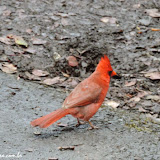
96;55;113;72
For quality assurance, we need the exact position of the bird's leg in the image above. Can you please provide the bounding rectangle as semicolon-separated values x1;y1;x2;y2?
88;121;99;130
76;118;85;127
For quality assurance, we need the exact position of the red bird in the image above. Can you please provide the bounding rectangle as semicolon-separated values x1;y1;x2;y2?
30;55;117;129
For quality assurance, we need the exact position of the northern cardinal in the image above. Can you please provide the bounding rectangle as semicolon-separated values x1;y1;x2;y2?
30;55;117;129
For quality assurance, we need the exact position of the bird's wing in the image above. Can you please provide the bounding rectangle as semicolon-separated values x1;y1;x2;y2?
62;79;102;109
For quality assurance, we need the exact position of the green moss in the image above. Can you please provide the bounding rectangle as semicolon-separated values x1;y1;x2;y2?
125;118;153;132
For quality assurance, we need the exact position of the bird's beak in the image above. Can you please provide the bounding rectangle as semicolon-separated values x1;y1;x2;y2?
111;70;117;77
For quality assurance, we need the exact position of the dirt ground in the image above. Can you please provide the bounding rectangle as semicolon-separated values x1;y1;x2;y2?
0;0;160;160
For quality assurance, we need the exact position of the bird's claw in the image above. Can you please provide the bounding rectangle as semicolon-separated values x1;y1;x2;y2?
76;118;85;127
88;121;99;130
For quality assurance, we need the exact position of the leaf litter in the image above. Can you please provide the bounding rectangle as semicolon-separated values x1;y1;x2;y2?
0;62;17;74
32;69;49;77
43;77;65;85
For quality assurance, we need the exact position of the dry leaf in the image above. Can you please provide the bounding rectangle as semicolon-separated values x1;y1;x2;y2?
151;28;160;31
7;34;28;47
0;62;17;73
124;80;136;87
129;90;149;103
138;106;148;113
146;95;160;101
26;29;32;34
43;77;63;85
59;78;78;88
14;36;28;47
137;90;149;98
62;72;70;77
25;72;41;80
32;38;47;45
24;47;36;54
140;68;158;74
3;10;11;16
69;79;78;88
33;131;41;135
67;56;78;67
53;52;61;61
25;148;33;152
100;17;117;24
146;9;160;18
133;4;141;8
57;122;68;127
32;69;49;77
103;100;120;108
58;146;75;151
129;97;140;102
0;36;11;45
144;72;160;80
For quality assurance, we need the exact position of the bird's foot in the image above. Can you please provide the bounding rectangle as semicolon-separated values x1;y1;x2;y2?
88;121;99;130
76;118;85;127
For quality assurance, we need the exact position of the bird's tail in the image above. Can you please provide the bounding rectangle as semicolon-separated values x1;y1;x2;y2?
30;108;70;128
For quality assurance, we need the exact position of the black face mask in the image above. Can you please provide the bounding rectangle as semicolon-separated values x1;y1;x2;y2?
108;71;113;77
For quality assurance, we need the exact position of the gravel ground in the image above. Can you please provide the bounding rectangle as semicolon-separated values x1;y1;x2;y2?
0;72;160;160
0;0;160;159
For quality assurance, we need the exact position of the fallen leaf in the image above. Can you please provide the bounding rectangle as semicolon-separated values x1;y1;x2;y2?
59;78;78;88
58;146;75;151
129;97;140;102
14;36;28;47
43;77;64;85
138;106;148;113
57;122;68;127
62;72;70;77
146;9;160;18
151;28;160;31
103;100;120;108
25;148;33;152
124;80;136;87
33;131;41;135
55;12;69;17
0;36;11;45
67;56;78;67
140;68;158;74
69;79;78;88
32;69;49;77
53;52;61;61
25;72;41;80
144;72;160;80
24;47;36;54
126;93;133;98
100;17;117;24
32;38;47;45
133;4;141;8
26;29;32;34
137;90;149;98
3;10;11;16
0;62;17;73
146;95;160;101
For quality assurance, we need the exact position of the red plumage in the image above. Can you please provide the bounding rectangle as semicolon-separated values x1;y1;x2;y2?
30;55;117;129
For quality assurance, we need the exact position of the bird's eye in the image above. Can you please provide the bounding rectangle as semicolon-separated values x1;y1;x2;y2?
108;71;112;76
